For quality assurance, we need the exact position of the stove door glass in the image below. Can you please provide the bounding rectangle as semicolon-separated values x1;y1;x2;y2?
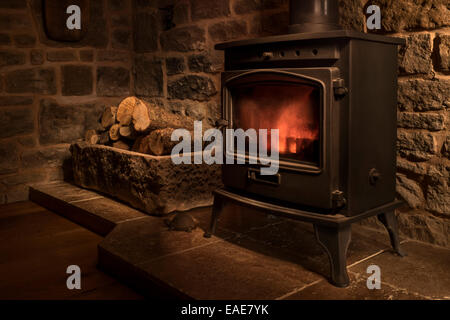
232;79;321;166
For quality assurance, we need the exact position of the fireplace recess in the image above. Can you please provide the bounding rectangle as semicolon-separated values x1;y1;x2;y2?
204;0;406;287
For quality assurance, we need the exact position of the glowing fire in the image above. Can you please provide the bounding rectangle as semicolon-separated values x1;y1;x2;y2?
235;83;320;160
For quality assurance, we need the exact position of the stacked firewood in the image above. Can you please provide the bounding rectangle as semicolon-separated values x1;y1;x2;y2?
85;96;205;156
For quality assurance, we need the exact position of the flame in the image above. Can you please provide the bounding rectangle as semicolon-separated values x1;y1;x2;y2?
235;84;319;158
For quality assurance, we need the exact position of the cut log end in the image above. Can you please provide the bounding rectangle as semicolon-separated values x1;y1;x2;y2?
85;130;109;145
101;106;117;129
112;140;131;151
109;124;121;141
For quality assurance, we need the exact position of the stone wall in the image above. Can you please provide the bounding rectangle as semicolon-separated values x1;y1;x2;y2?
0;0;133;203
346;0;450;248
0;0;448;247
131;0;292;125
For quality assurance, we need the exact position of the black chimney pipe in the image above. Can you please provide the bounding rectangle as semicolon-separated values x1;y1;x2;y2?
289;0;341;33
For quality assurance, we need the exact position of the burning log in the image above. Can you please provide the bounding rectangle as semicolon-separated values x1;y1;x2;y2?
100;106;117;129
85;129;109;145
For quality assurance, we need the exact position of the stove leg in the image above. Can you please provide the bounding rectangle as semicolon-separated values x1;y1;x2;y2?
204;195;224;238
314;224;351;288
377;211;407;257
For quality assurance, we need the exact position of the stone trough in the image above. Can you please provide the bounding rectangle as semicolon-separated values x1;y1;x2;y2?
70;142;222;215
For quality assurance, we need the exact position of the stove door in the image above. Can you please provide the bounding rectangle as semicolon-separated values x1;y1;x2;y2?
221;68;342;211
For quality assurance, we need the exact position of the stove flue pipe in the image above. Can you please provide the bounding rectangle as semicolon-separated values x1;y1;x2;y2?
289;0;341;33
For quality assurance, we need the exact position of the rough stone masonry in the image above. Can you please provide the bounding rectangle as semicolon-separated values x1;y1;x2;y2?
0;0;449;247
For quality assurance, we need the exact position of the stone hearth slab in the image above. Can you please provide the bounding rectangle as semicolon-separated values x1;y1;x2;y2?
29;182;147;236
97;204;412;299
98;217;322;299
29;183;445;299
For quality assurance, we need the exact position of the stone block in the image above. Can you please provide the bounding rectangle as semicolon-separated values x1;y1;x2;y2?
398;34;433;75
61;65;93;96
426;177;450;216
338;0;365;31
0;107;34;139
39;99;103;145
396;173;424;209
0;13;32;30
97;66;130;97
168;75;217;101
112;29;131;49
188;54;215;73
397;130;437;161
209;20;247;42
30;49;44;65
0;141;19;174
107;0;128;11
70;142;223;215
47;50;77;62
1;170;48;188
161;26;205;52
0;50;26;67
5;67;56;94
166;57;185;75
0;33;11;45
21;145;71;169
398;78;450;111
0;96;33;106
435;33;450;72
134;12;159;53
18;136;37;148
172;2;189;26
443;135;450;159
97;50;129;62
191;0;230;21
111;14;130;27
398;112;445;131
79;49;94;62
134;56;163;97
13;34;36;48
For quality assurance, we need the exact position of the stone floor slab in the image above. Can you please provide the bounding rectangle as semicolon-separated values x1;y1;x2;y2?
349;241;450;299
138;235;322;300
284;274;428;300
99;217;229;266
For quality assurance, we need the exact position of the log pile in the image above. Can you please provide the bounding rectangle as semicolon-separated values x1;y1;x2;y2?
85;96;207;156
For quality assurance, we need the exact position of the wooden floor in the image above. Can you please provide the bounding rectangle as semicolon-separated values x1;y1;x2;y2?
0;201;143;300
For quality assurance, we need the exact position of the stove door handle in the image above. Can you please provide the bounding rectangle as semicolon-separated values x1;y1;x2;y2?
247;168;281;186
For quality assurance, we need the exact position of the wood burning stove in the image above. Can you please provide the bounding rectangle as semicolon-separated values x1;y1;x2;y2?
205;0;406;287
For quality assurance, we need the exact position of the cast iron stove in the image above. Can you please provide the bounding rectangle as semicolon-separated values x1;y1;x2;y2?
204;0;406;287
